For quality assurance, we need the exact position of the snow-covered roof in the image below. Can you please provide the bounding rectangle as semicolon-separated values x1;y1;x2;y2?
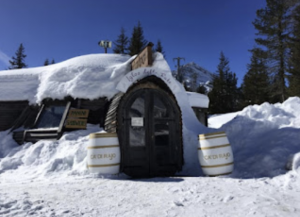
0;54;134;104
186;92;209;108
0;52;209;110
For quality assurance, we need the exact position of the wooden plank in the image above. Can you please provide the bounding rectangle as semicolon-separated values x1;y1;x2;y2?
67;109;89;118
28;133;58;137
58;101;71;134
21;129;60;144
65;118;87;129
131;43;153;70
25;129;58;133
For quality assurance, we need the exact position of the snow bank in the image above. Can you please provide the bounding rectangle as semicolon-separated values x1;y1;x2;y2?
0;131;18;158
239;97;300;129
210;97;300;178
174;91;211;175
1;97;300;180
0;125;102;181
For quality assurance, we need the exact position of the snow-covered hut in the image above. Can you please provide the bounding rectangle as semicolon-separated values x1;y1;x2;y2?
0;44;209;177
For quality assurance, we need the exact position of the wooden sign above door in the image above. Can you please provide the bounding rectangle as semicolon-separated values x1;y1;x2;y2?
131;42;153;70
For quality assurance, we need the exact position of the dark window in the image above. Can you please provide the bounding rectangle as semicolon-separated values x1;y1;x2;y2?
35;105;67;129
129;126;145;147
154;122;169;146
153;96;168;118
129;95;145;147
129;95;145;117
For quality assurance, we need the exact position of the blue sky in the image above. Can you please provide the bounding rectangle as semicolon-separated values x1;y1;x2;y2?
0;0;265;86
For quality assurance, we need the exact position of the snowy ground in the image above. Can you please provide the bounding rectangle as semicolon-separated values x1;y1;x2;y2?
1;174;300;217
1;98;300;217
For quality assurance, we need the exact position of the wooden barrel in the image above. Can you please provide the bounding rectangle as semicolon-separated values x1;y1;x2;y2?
87;133;120;174
198;131;234;176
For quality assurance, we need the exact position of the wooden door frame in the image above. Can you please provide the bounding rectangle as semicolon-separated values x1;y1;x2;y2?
117;78;183;177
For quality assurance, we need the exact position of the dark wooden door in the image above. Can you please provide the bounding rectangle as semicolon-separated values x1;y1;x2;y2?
118;86;182;177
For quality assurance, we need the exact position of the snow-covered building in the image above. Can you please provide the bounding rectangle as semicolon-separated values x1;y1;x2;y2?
0;44;209;177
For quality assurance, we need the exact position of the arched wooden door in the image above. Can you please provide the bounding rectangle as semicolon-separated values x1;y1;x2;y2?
117;83;182;177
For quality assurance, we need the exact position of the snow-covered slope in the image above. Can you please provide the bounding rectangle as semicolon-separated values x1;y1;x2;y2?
181;62;213;84
172;62;213;91
1;98;300;216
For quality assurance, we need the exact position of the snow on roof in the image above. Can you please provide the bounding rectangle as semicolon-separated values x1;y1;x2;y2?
186;91;209;108
0;52;209;111
0;54;134;104
0;52;207;103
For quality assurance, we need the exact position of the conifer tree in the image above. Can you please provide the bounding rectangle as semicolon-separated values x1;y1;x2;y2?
113;27;129;54
253;0;294;102
242;48;270;106
208;52;238;114
9;43;27;69
196;84;207;95
44;58;55;66
128;21;147;56
44;59;49;66
288;4;300;97
155;39;166;57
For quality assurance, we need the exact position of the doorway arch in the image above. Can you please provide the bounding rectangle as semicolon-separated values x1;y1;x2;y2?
117;77;183;177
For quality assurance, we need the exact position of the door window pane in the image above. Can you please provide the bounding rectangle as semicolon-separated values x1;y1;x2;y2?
129;126;145;147
129;95;145;146
154;122;169;146
129;95;145;117
153;96;168;118
36;105;66;128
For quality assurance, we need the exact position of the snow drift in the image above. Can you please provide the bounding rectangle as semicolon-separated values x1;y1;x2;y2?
0;97;299;180
210;97;300;178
